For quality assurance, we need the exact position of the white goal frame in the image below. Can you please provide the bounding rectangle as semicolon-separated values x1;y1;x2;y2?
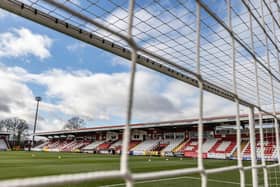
0;0;280;187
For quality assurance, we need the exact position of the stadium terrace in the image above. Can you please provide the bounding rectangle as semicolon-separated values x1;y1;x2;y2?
21;113;278;161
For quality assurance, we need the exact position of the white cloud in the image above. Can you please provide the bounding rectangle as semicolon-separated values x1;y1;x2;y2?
29;69;174;121
0;65;64;132
0;65;35;130
0;28;52;59
26;67;236;123
0;63;237;132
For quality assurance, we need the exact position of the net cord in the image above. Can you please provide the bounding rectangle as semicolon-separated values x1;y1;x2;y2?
248;0;269;186
260;1;280;186
195;2;207;187
120;0;136;186
227;0;245;186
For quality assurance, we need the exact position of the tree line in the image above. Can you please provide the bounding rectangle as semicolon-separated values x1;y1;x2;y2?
0;116;85;146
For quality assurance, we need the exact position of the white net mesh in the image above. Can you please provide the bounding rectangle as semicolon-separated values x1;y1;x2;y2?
258;120;280;187
0;0;280;186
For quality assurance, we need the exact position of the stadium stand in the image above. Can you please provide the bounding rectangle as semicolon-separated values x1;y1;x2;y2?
161;138;184;153
32;114;280;162
35;141;48;149
129;141;141;150
62;140;91;152
97;141;113;150
61;141;77;152
153;142;168;152
173;139;189;153
131;139;159;151
109;140;122;150
46;140;59;148
131;139;160;155
182;139;200;157
46;140;66;151
30;131;278;161
31;139;92;152
242;136;277;161
108;140;122;154
208;138;237;159
31;141;49;151
202;138;218;153
181;136;237;159
32;131;279;161
81;140;105;153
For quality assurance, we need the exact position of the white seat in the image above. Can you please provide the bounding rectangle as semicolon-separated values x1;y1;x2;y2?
131;140;159;151
82;141;105;150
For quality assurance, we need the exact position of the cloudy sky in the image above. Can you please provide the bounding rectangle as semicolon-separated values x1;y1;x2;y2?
0;0;249;132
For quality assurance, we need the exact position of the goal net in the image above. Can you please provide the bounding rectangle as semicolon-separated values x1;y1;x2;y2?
0;0;280;186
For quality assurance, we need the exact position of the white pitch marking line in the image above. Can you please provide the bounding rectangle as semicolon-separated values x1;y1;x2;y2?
99;176;253;187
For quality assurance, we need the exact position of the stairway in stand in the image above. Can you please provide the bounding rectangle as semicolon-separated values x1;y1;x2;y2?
232;141;248;158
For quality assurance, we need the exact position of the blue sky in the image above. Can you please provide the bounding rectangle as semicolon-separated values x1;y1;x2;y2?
0;1;245;132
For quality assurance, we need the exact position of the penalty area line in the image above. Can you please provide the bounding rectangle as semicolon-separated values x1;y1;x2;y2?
99;176;252;187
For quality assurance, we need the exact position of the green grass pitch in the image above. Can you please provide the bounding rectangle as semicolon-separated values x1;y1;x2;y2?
0;151;279;187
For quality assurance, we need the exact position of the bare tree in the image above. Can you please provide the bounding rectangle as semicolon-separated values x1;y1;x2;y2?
0;117;29;145
63;116;85;130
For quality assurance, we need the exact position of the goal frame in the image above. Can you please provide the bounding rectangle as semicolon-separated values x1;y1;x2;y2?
0;0;280;187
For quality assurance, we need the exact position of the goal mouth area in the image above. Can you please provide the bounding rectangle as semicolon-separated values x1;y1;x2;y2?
0;0;280;187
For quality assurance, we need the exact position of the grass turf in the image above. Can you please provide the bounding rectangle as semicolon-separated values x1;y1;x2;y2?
0;151;278;187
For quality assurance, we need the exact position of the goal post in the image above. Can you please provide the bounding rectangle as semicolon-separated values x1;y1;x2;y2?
0;0;280;187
